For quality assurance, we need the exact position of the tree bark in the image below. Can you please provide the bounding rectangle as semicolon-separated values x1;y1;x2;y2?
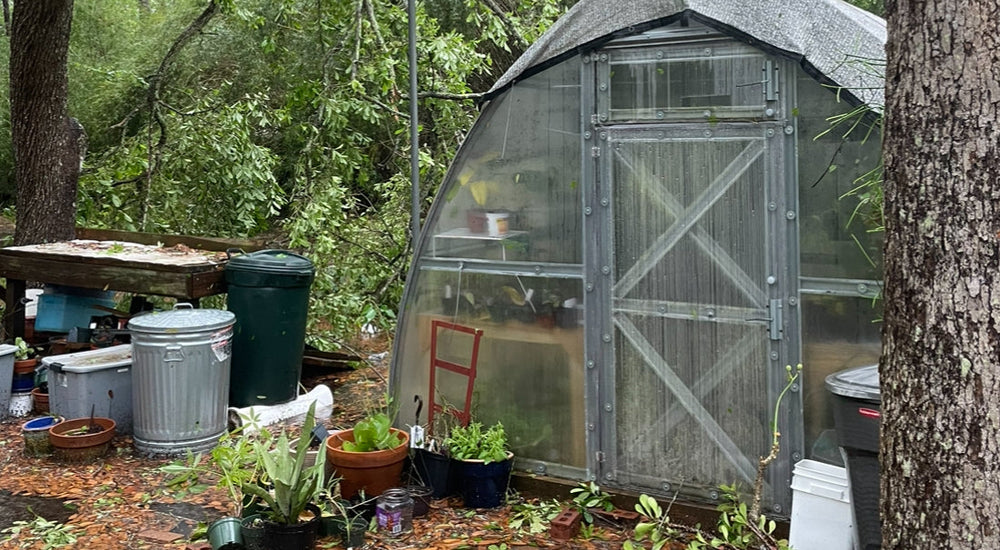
882;0;1000;547
9;0;78;246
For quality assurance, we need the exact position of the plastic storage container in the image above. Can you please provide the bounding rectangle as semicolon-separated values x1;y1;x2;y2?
225;249;314;407
128;305;235;455
789;459;856;550
0;344;15;419
826;364;880;550
42;345;133;434
34;288;116;333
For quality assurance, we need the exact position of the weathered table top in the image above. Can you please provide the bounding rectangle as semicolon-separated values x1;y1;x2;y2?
0;239;234;339
0;239;230;298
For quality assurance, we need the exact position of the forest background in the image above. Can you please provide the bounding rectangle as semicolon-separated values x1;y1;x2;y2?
0;0;883;350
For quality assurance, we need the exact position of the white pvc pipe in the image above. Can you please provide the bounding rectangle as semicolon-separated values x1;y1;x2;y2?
227;384;334;434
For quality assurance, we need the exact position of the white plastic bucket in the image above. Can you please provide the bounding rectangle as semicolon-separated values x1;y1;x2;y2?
789;459;857;550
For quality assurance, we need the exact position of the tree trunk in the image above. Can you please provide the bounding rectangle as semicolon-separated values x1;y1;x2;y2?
882;0;1000;547
9;0;78;246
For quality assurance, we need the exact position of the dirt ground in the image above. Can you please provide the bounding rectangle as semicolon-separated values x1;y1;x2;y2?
0;337;641;550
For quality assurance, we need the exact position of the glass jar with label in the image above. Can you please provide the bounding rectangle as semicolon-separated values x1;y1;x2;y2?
376;487;414;536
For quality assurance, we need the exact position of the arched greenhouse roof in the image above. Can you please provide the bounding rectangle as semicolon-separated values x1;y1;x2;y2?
487;0;886;108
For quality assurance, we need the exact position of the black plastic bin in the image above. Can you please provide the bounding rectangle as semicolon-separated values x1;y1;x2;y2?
825;364;881;550
226;249;315;407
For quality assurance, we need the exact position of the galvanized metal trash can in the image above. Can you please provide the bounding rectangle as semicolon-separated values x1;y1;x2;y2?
225;249;314;407
128;304;236;455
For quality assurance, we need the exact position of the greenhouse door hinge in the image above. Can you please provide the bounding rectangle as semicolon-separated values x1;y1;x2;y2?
592;147;601;158
768;298;783;340
763;60;779;102
746;298;782;340
596;451;606;463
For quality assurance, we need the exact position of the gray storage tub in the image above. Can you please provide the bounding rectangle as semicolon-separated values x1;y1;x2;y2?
42;344;133;434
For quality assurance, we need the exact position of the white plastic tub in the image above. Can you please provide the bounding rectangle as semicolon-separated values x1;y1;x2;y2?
42;344;133;434
789;459;857;550
0;344;15;419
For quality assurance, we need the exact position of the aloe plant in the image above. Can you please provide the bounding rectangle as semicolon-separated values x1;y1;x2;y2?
242;402;327;525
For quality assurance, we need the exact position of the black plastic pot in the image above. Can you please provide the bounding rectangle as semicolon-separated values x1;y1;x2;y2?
406;485;433;517
413;448;454;498
262;504;321;550
240;515;266;550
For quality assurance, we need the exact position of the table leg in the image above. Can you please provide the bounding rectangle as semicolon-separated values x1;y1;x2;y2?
2;278;26;340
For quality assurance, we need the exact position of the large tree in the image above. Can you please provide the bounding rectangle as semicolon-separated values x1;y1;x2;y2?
881;0;1000;547
9;0;79;246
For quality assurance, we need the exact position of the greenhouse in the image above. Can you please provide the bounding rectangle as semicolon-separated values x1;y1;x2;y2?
390;0;885;513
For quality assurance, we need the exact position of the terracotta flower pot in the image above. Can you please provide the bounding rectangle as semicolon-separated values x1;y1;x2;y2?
49;417;116;463
30;388;48;413
13;357;38;375
325;428;409;499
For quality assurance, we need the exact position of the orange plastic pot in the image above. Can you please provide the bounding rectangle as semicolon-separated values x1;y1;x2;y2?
325;428;409;499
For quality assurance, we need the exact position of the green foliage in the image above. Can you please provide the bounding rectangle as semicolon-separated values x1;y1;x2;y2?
570;481;614;524
342;412;404;452
445;421;509;463
161;423;267;515
507;498;562;534
1;0;570;346
12;337;38;361
241;402;327;524
1;514;79;549
685;484;788;550
622;494;678;550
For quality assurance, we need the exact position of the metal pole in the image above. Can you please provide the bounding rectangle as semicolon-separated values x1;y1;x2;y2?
408;0;420;240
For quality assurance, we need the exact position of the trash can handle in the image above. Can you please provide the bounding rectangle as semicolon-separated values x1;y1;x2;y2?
174;303;194;310
226;248;245;259
48;362;64;374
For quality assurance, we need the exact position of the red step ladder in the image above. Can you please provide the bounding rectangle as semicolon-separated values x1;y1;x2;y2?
428;320;483;433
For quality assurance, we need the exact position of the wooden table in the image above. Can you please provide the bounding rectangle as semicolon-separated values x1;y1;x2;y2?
1;235;239;340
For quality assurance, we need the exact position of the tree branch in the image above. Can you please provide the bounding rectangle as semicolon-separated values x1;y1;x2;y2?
412;91;485;101
478;0;529;50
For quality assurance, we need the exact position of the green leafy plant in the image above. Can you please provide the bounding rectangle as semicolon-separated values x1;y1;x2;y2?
2;514;79;549
241;402;327;525
508;498;562;534
570;481;615;524
342;411;404;452
161;423;267;516
445;421;509;464
13;337;38;361
685;484;788;550
622;494;679;550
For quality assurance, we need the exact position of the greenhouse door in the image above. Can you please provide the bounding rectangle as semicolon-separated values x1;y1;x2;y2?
591;122;794;508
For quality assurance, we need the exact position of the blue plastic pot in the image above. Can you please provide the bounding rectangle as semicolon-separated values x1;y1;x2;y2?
457;453;513;508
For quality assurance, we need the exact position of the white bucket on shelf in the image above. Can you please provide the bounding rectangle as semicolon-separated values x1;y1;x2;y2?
485;212;509;236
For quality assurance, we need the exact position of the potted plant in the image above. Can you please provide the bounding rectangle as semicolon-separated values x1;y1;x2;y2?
13;337;40;374
161;423;268;550
317;490;368;548
445;421;514;508
241;402;327;550
325;400;410;499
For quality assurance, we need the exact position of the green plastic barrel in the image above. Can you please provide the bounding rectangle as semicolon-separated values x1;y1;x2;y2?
226;249;314;407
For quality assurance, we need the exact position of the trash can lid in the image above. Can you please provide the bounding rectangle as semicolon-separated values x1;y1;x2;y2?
226;249;314;276
127;305;235;334
825;364;880;402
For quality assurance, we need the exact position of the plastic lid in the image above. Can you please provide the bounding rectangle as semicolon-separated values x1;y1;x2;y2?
41;344;132;374
0;344;15;358
127;304;235;334
226;249;314;276
825;364;880;401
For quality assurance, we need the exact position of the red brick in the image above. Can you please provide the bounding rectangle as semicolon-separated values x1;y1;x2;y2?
137;530;184;543
550;508;582;540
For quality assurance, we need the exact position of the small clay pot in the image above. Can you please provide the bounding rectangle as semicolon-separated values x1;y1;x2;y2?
49;417;116;463
13;357;38;375
30;388;48;413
